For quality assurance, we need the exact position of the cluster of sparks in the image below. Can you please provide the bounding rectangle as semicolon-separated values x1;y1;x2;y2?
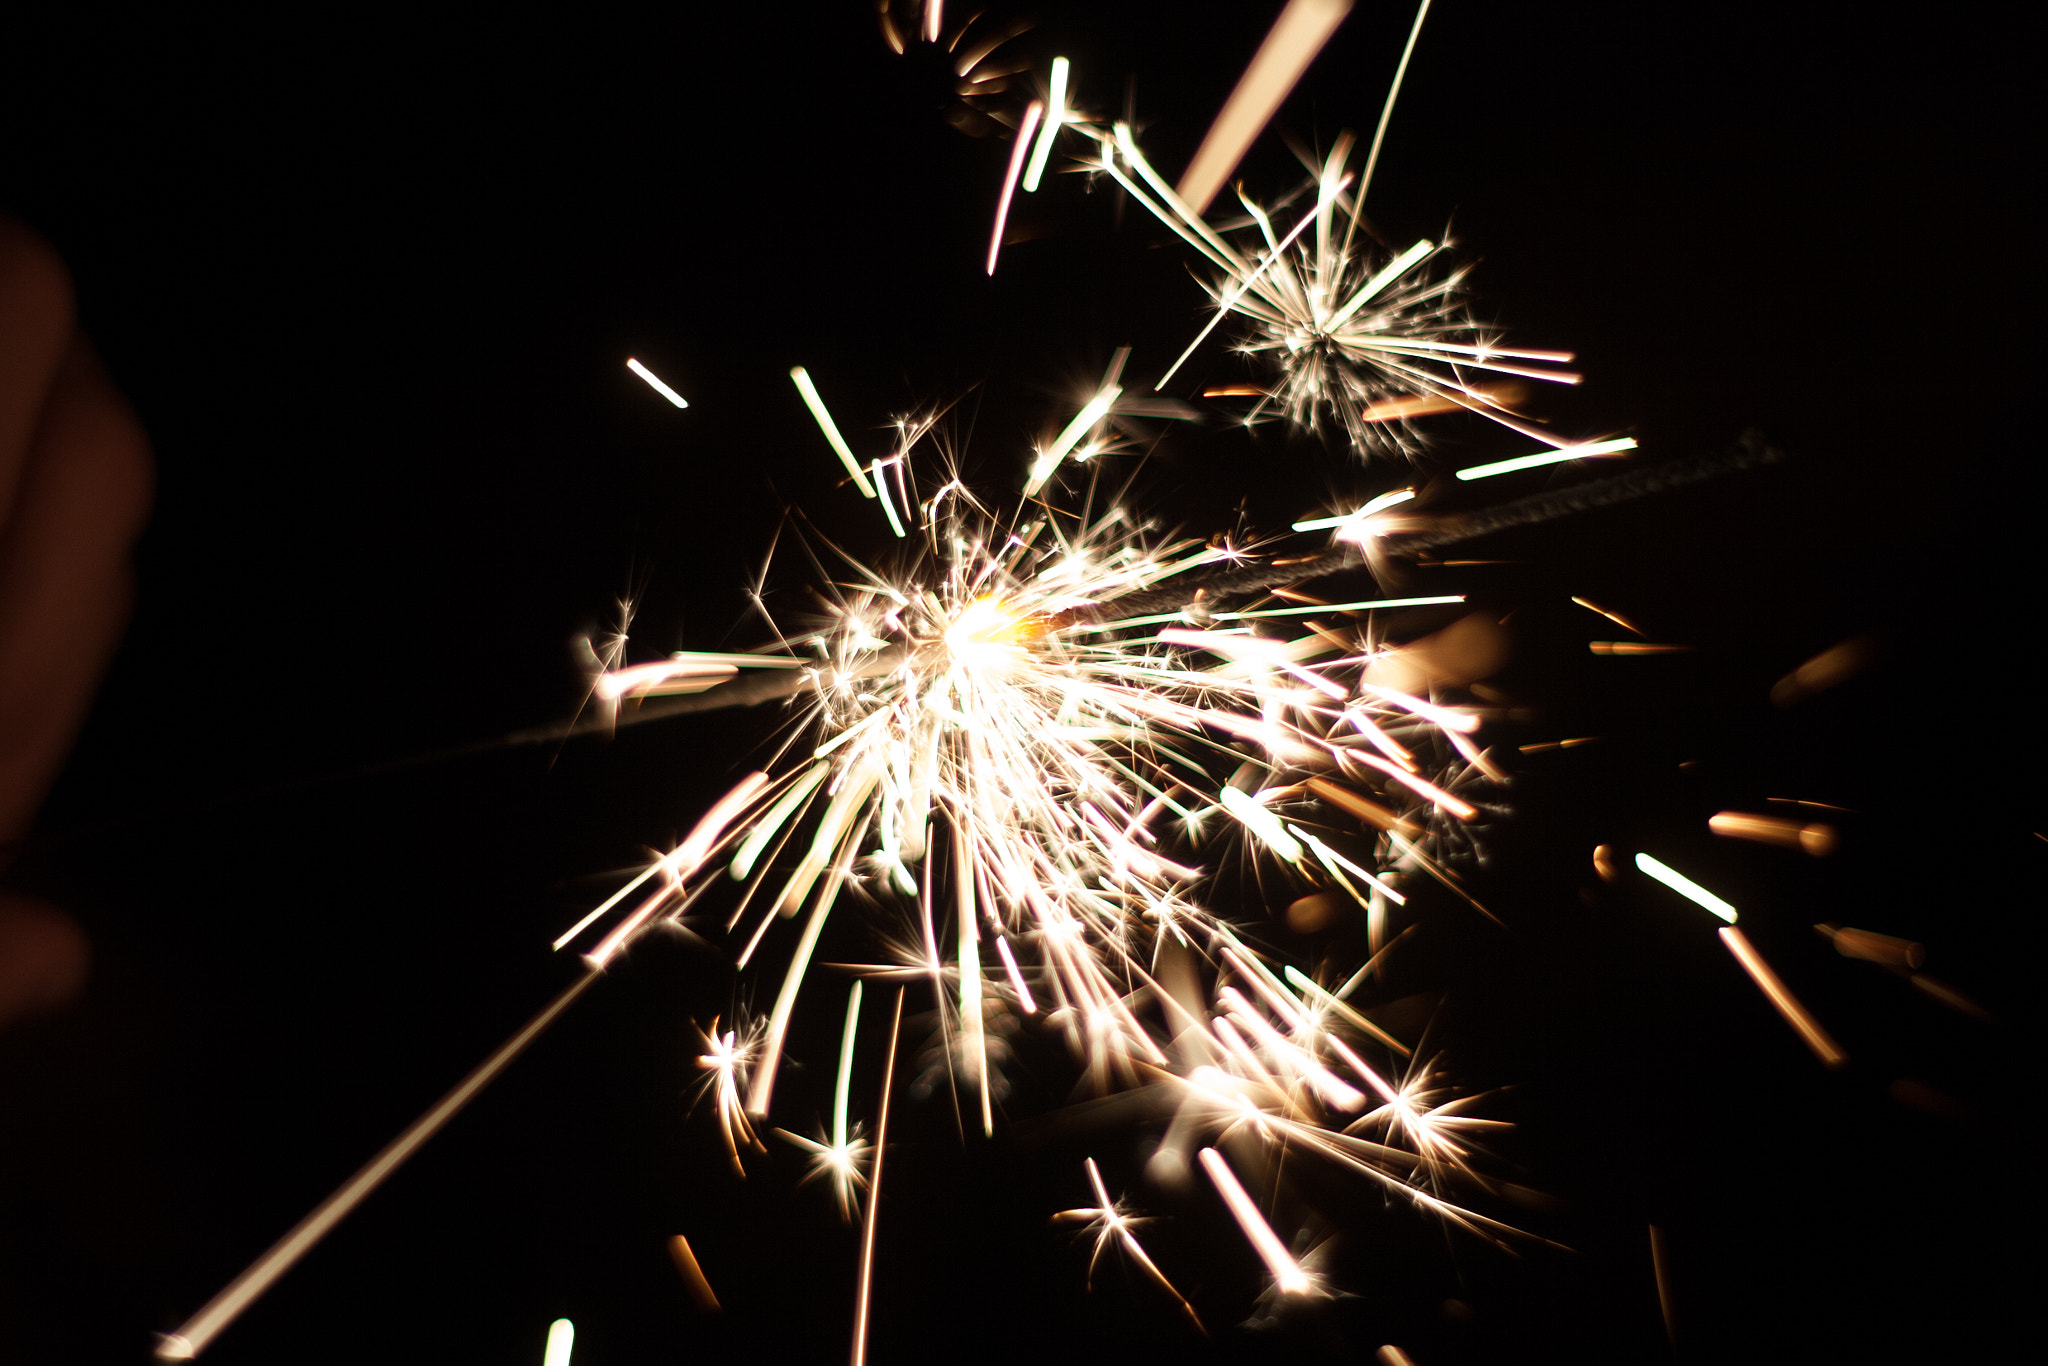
157;3;1919;1361
574;426;1513;1296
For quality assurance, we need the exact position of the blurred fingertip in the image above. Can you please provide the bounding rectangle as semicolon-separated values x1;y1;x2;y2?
0;893;91;1028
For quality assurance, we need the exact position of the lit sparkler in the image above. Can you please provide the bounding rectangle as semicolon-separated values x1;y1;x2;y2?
1102;122;1582;456
153;9;1853;1356
986;15;1581;461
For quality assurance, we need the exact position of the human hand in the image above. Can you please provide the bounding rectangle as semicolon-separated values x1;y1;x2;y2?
0;215;154;1029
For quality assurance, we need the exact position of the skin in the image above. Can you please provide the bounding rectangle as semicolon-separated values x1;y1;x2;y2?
0;214;154;1030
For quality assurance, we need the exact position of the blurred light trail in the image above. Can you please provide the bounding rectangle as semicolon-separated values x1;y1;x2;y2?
1177;0;1355;215
1634;852;1738;923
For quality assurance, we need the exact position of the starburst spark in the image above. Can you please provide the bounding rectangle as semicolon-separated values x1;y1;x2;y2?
995;44;1580;461
1114;126;1580;455
557;412;1514;1290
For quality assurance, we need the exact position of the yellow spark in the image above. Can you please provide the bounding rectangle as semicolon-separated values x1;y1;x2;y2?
667;1236;721;1312
1570;595;1646;636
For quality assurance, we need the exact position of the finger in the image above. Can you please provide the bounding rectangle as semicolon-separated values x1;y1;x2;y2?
0;332;154;841
0;216;77;524
0;892;90;1028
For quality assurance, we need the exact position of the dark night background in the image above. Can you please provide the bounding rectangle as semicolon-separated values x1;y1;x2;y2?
0;2;2034;1362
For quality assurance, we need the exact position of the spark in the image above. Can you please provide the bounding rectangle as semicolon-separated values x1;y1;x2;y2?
1570;595;1646;636
695;1016;766;1176
1022;58;1069;193
1634;852;1738;923
1052;1157;1204;1330
772;980;873;1220
1710;810;1838;856
1769;636;1878;707
1096;124;1579;455
1025;381;1121;494
1455;436;1638;481
986;100;1044;275
851;989;906;1366
625;357;688;408
1198;1147;1314;1295
667;1235;721;1313
154;969;606;1360
543;1318;575;1366
791;366;877;498
1719;926;1849;1068
545;428;1503;1266
1177;0;1356;215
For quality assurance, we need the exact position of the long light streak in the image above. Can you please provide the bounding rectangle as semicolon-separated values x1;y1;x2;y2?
155;967;607;1360
1198;1147;1312;1294
1355;0;1432;211
1177;0;1355;215
791;367;878;497
1634;852;1738;924
1455;436;1638;481
1025;383;1121;494
1021;57;1068;193
1096;112;1576;456
1052;1158;1204;1328
1719;926;1849;1068
986;100;1044;275
850;988;905;1366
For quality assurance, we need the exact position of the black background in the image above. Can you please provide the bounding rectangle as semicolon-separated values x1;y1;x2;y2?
0;2;2034;1362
